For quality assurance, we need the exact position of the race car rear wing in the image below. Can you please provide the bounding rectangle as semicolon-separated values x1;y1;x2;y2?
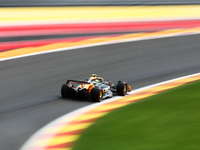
67;80;90;84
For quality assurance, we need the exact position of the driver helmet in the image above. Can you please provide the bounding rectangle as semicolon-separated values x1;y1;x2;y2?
95;79;100;83
92;74;98;77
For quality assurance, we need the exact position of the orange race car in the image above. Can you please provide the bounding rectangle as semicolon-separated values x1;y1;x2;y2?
61;74;131;102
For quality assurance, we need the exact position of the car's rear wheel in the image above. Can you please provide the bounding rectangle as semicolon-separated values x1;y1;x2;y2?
91;87;103;102
117;81;128;96
61;84;73;98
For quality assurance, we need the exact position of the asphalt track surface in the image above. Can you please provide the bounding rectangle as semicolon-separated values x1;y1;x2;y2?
1;34;200;150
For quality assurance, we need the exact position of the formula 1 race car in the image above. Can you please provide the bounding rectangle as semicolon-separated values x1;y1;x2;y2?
61;74;131;102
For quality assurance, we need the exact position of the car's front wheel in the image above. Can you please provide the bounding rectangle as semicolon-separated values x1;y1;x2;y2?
91;87;103;102
117;81;128;96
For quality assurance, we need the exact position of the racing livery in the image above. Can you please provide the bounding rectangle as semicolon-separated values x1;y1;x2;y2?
61;74;131;102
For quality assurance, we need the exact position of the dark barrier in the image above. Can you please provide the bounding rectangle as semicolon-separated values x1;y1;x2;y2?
1;0;200;7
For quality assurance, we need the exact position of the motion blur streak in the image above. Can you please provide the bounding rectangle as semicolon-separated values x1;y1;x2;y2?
1;6;200;61
1;6;200;25
1;20;200;38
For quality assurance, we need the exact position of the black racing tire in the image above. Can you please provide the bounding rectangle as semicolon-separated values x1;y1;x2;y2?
61;84;73;98
91;87;103;102
117;81;128;96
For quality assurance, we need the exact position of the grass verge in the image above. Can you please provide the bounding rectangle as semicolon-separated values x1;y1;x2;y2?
73;80;200;150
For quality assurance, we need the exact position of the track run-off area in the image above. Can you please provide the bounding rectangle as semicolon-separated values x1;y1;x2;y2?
0;5;200;150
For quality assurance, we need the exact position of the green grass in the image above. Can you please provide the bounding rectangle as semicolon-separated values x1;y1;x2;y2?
73;80;200;150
